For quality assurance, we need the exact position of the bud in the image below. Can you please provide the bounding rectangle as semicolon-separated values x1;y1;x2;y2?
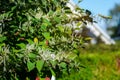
46;40;49;46
19;37;25;41
14;32;19;36
34;37;38;44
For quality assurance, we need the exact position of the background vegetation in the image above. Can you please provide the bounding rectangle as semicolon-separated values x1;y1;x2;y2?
58;42;120;80
107;3;120;38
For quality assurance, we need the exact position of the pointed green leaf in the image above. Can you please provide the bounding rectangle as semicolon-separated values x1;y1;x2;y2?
68;52;77;60
42;32;51;40
28;53;36;58
27;39;34;44
76;22;82;27
50;61;57;67
50;68;56;76
36;60;44;72
65;10;72;13
58;26;64;32
27;61;35;72
54;17;61;23
59;62;67;68
29;27;34;33
11;6;16;11
0;36;6;42
16;43;26;48
43;18;51;26
40;23;47;31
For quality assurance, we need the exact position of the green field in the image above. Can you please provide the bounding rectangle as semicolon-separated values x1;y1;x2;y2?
59;42;120;80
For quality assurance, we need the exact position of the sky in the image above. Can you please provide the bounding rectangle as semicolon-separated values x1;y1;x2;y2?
75;0;120;15
73;0;120;30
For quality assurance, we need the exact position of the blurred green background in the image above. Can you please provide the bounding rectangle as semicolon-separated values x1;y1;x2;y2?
59;41;120;80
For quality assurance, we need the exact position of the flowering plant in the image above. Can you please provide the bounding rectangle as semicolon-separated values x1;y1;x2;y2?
0;0;93;79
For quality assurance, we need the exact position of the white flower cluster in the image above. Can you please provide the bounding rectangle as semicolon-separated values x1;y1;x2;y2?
38;48;56;61
25;44;73;62
26;44;35;53
38;48;69;62
1;45;10;54
0;45;10;71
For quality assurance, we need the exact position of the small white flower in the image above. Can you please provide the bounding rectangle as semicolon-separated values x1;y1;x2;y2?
2;45;10;54
51;54;55;59
26;44;35;53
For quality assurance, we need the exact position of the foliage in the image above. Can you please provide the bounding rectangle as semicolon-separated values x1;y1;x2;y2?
109;3;120;23
107;3;120;38
0;0;93;80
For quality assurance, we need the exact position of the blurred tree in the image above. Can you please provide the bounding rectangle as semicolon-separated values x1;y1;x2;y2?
107;3;120;38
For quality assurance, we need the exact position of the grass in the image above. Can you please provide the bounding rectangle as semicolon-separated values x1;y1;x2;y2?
59;41;120;80
78;42;120;80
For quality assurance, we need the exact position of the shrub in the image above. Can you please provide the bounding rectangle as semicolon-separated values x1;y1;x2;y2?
0;0;93;79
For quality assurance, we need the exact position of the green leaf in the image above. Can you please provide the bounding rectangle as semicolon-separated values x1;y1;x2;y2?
36;60;44;72
64;6;70;10
16;43;26;48
74;28;80;30
11;6;16;11
16;53;24;58
58;26;64;32
76;22;82;27
0;36;6;42
50;68;56;76
29;27;34;33
59;62;67;68
78;0;82;3
27;39;34;44
40;78;45;80
27;61;35;72
68;52;78;60
73;43;77;48
48;10;54;16
28;53;36;58
85;37;92;41
43;19;51;26
50;61;57;67
39;41;45;46
28;0;32;3
65;10;72;13
22;26;28;31
54;17;61;23
40;23;47;31
42;32;51;40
